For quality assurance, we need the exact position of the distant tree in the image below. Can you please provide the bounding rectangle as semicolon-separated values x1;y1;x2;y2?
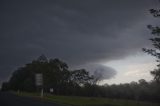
1;82;10;91
71;69;93;86
143;8;160;83
4;55;97;96
8;55;72;92
138;79;148;85
37;54;48;63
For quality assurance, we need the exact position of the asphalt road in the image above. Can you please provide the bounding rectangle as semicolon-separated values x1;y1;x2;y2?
0;92;66;106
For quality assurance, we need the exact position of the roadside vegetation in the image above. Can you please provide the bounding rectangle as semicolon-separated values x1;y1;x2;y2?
1;55;160;103
15;92;160;106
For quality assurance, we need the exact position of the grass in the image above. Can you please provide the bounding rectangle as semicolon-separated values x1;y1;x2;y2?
15;92;160;106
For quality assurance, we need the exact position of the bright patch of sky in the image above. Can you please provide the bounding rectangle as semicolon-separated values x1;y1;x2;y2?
101;53;157;85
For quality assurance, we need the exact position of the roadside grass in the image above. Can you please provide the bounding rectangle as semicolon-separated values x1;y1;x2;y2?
15;92;160;106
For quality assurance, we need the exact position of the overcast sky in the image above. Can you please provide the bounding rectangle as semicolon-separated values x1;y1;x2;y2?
0;0;160;85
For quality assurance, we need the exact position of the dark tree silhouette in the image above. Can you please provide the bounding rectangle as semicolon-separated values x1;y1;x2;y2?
1;55;160;102
143;9;160;83
3;55;95;94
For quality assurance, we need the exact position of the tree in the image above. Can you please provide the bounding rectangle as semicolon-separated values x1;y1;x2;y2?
7;55;72;92
71;69;93;86
3;55;97;96
143;9;160;83
1;82;10;91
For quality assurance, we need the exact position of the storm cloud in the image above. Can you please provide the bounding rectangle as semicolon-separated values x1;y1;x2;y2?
77;64;117;80
0;0;160;83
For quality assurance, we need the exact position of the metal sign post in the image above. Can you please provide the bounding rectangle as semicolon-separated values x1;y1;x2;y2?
41;88;44;97
35;73;43;98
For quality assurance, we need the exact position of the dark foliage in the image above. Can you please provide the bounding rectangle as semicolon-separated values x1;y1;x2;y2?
143;8;160;83
1;55;160;102
2;55;94;94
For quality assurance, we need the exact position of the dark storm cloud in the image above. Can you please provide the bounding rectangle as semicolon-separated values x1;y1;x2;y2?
92;65;117;80
75;64;117;80
0;0;159;83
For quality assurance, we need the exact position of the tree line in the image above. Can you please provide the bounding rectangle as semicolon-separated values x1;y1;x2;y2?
1;55;160;102
1;55;95;94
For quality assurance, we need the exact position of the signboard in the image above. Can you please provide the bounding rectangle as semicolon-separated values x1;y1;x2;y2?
50;88;54;93
35;73;43;86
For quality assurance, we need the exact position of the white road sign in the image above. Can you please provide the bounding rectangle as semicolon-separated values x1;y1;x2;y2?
35;73;43;86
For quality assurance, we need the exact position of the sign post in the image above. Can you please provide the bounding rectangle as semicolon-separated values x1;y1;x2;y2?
35;73;43;98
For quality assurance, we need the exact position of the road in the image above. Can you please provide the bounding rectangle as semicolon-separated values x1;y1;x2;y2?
0;92;66;106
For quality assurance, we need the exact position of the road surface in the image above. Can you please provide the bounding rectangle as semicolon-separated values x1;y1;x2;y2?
0;92;66;106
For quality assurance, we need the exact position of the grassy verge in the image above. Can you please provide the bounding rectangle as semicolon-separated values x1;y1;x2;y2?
15;92;160;106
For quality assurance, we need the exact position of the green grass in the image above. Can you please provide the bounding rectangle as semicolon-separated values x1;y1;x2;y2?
15;92;160;106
